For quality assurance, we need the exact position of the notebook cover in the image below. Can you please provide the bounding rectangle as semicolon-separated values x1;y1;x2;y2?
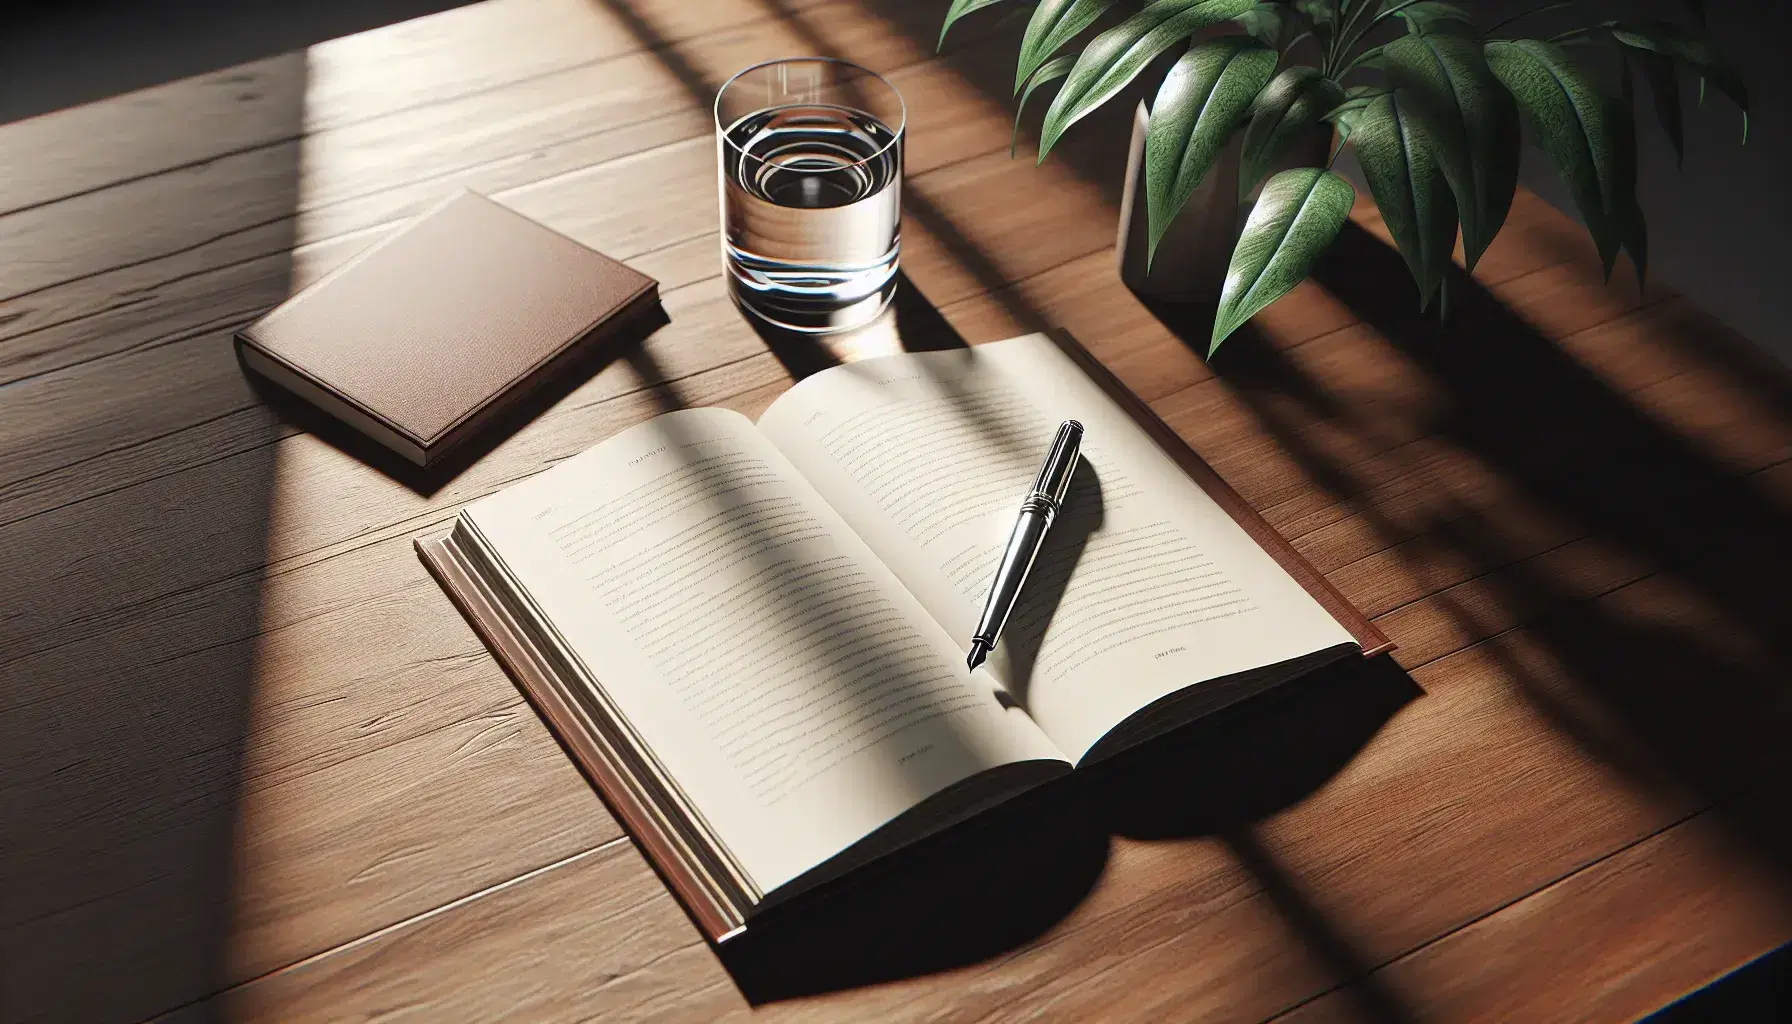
238;191;658;465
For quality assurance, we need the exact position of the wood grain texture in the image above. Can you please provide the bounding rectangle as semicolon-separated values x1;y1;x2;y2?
6;0;1792;1021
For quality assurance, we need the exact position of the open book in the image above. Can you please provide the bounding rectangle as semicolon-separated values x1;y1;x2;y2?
419;331;1389;941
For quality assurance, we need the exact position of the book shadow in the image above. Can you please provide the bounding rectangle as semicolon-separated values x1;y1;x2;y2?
1089;654;1421;841
244;300;670;496
715;655;1414;1007
719;775;1105;1004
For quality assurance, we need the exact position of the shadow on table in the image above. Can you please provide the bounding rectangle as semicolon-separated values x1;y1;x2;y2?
712;270;1420;1010
1094;656;1420;841
0;51;308;1024
1093;654;1425;1024
741;270;973;382
715;654;1417;1009
720;777;1104;1003
1152;221;1792;882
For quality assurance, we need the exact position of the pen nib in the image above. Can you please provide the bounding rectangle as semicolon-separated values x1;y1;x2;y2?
966;640;989;672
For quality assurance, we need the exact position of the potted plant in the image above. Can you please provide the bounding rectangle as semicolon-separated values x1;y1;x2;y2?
938;0;1747;353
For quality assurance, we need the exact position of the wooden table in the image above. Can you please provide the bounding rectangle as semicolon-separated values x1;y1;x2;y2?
6;1;1792;1020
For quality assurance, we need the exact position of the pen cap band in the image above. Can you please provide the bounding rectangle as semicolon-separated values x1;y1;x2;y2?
1032;420;1084;506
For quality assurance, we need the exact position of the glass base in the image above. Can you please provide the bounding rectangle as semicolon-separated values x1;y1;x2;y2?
725;254;899;335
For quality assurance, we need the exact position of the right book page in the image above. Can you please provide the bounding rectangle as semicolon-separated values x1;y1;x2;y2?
757;332;1358;762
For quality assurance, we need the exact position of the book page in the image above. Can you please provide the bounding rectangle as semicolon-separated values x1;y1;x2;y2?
460;408;1065;895
757;333;1356;762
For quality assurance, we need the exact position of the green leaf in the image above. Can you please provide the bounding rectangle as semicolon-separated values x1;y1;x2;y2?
1611;69;1648;288
1212;168;1356;352
1038;0;1259;160
1610;19;1748;140
1016;0;1121;93
1486;39;1630;277
1240;67;1344;198
1293;0;1334;33
1381;31;1519;269
1383;0;1474;36
939;0;1014;50
1326;86;1384;146
1013;54;1078;156
1144;38;1279;262
1234;2;1287;48
1623;194;1649;288
1350;90;1459;307
1629;48;1684;165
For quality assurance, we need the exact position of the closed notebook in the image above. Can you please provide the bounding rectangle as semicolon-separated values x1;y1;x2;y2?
237;190;659;466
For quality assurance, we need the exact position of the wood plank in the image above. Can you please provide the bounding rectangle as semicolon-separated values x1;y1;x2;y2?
0;0;1019;368
1274;798;1792;1023
184;581;1766;1022
1379;458;1792;671
0;0;834;216
0;137;1118;533
173;840;742;1024
0;354;800;1022
11;4;1792;1019
139;290;1792;1013
15;359;1786;1019
0;47;1110;524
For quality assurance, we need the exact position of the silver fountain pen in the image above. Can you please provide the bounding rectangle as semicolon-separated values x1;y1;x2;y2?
966;419;1085;671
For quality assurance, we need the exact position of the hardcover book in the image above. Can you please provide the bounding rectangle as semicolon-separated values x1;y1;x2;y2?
238;191;659;466
418;330;1391;941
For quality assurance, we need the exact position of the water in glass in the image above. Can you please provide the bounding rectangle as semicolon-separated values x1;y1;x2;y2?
720;103;902;333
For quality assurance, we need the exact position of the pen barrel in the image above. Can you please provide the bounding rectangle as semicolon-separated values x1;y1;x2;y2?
969;419;1084;657
970;507;1051;646
1030;420;1084;507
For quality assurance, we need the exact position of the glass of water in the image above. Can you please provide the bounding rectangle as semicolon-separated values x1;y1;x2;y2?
715;57;905;334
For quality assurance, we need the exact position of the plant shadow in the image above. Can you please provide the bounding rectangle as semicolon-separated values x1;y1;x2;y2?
1149;221;1792;879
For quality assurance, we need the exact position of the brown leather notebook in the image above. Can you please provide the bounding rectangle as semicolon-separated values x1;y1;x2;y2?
238;191;658;466
417;329;1390;943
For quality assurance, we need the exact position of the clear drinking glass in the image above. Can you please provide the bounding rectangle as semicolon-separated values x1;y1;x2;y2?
715;58;905;334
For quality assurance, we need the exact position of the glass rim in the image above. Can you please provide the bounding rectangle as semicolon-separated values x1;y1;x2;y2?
713;56;906;171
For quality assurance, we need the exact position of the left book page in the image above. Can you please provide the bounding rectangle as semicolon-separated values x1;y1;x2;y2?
458;407;1065;897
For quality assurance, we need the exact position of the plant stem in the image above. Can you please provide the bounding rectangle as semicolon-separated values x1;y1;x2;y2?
1488;1;1576;34
1337;43;1383;78
1323;0;1345;75
1336;0;1426;61
1326;0;1387;76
